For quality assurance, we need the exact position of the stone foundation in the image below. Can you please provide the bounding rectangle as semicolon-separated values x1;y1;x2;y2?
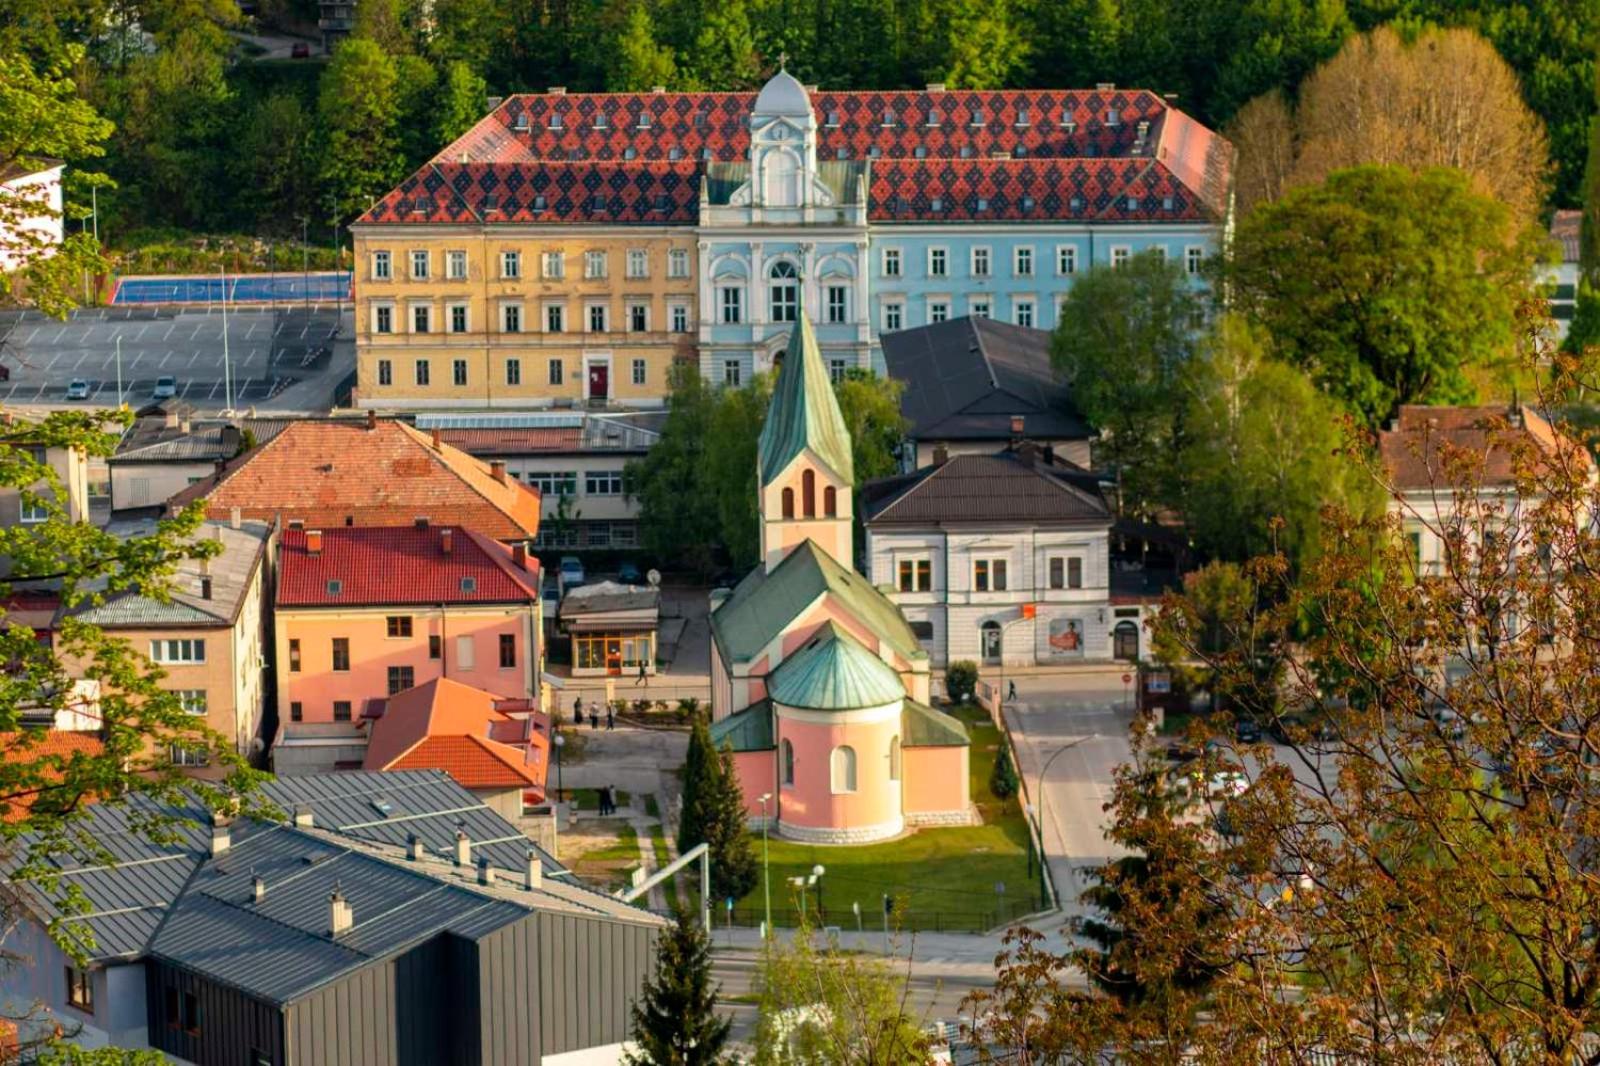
775;815;904;845
905;807;978;828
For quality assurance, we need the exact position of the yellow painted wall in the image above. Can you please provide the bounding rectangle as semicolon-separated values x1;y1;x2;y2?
351;228;697;408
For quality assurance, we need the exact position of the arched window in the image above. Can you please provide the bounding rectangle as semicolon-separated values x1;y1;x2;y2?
823;485;837;517
764;150;801;207
782;739;795;786
802;469;816;517
888;735;901;781
770;261;798;322
830;745;857;793
781;486;795;519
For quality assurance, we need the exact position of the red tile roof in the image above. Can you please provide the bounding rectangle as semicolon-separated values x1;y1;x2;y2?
0;730;104;823
277;526;541;608
167;420;542;540
365;678;548;792
1379;405;1596;492
360;87;1231;227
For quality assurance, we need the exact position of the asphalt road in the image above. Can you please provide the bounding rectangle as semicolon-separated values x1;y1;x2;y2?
0;305;351;412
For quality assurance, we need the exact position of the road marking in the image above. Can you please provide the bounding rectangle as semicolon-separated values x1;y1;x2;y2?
206;381;222;399
188;351;201;366
134;324;150;340
160;352;171;367
164;323;175;340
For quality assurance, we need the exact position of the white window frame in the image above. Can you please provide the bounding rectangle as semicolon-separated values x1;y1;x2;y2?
667;248;690;279
970;246;991;277
928;298;950;324
928;247;948;278
1186;245;1205;276
447;249;468;280
720;286;743;325
414;358;431;386
409;302;432;334
1110;246;1131;269
584;250;607;279
631;358;647;386
446;301;469;335
969;296;991;319
548;358;565;386
669;301;689;333
1014;298;1035;329
1014;245;1034;277
501;301;523;334
881;299;904;332
499;249;520;279
723;359;742;387
542;250;565;279
151;639;206;664
586;301;609;333
626;248;648;279
505;357;521;386
544;302;565;334
409;249;429;280
1056;245;1077;276
896;553;932;593
825;285;848;324
371;301;395;335
882;247;902;277
973;557;1009;592
19;499;47;524
372;250;392;280
627;301;650;333
377;358;393;386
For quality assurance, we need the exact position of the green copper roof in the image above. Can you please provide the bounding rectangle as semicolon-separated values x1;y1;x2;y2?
768;623;906;711
758;310;855;486
709;699;775;752
710;541;926;666
902;699;970;748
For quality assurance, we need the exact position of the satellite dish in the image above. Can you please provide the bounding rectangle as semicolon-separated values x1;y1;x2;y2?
646;569;661;588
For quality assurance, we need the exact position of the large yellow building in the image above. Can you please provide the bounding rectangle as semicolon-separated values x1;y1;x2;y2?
350;228;697;409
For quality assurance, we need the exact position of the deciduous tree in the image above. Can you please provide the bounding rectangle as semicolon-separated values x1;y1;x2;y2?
608;2;679;91
627;363;724;577
317;38;403;224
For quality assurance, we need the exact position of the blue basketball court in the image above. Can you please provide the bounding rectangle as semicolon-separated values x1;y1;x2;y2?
111;272;353;305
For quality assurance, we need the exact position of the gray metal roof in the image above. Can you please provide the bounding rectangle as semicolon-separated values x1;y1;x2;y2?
864;451;1110;526
880;316;1093;443
111;423;240;464
70;519;271;628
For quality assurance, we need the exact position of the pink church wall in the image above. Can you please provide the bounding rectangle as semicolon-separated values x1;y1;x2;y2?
776;711;901;833
902;746;970;814
761;458;853;572
729;750;776;817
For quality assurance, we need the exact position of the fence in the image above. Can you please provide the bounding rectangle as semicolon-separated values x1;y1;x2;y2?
110;271;353;306
711;895;1042;935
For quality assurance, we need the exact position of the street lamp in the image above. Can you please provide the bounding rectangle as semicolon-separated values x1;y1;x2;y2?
552;732;565;801
758;792;773;937
812;863;826;921
1029;734;1094;909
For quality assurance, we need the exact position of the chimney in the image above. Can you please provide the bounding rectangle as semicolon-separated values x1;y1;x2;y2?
407;833;425;861
651;85;666;94
477;856;496;886
292;803;314;828
548;86;567;95
165;410;180;429
328;886;353;936
485;94;503;110
1017;440;1040;466
1096;82;1116;91
305;530;323;556
454;827;471;867
490;460;508;485
1010;415;1025;440
525;849;542;891
440;528;454;556
1043;443;1055;465
926;82;946;92
230;506;241;530
200;576;213;601
431;428;442;451
512;543;529;572
366;408;377;431
252;873;266;903
932;443;949;466
210;817;230;857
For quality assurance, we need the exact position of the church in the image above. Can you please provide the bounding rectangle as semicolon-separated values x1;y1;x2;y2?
707;310;972;845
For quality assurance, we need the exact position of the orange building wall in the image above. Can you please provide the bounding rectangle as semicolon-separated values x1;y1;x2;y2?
902;746;969;814
775;710;902;836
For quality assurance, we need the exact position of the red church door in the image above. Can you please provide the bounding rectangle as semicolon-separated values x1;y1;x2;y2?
588;362;608;403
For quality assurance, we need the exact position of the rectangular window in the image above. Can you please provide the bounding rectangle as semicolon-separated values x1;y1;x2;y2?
506;358;521;385
373;251;392;280
1015;300;1034;328
971;247;990;276
450;359;467;386
288;638;301;672
629;303;649;332
826;285;848;324
974;559;1008;592
1049;557;1064;589
447;249;467;279
499;633;516;669
1110;246;1130;269
668;249;690;278
410;250;429;279
333;700;352;722
723;359;742;387
548;359;564;386
929;248;947;277
183;991;200;1035
546;304;564;333
1015;246;1033;276
386;615;413;638
1186;246;1205;275
527;471;578;496
429;634;442;659
290;701;303;722
670;303;689;332
502;303;521;333
412;304;431;333
828;357;847;384
882;248;901;277
331;638;350;672
65;966;92;1012
720;287;742;324
584;250;607;279
375;357;393;384
929;301;949;324
455;636;475;670
626;248;648;278
175;690;207;716
897;558;932;592
588;304;608;332
387;666;415;695
542;250;564;279
1057;246;1077;275
414;359;431;386
170;744;208;768
374;304;393;334
500;250;520;279
585;470;625;496
632;358;647;386
150;639;205;664
971;299;990;319
1068;557;1083;588
883;301;903;332
449;304;468;333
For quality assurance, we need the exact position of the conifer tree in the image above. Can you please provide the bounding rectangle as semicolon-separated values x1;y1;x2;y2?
989;743;1018;800
623;906;731;1066
676;715;713;854
702;743;758;902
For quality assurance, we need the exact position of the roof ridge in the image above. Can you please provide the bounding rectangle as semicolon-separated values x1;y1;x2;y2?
464;529;541;598
394;423;537;538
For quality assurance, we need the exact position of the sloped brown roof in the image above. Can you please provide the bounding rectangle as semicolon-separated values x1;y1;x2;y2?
364;679;547;792
166;420;541;539
1378;405;1594;492
864;450;1110;525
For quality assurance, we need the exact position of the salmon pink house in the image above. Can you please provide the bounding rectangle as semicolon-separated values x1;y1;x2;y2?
709;313;971;844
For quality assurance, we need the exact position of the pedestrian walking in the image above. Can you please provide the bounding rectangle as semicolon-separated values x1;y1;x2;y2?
598;786;611;816
608;784;620;814
1007;679;1018;702
606;703;615;730
573;695;583;726
589;707;599;730
635;660;648;687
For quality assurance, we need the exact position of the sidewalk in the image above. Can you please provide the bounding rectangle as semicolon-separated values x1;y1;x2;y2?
709;924;1088;981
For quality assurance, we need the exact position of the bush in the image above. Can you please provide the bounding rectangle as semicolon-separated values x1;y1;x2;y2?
989;743;1019;801
945;661;979;704
676;697;702;724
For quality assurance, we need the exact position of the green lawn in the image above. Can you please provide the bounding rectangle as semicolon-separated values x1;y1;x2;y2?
567;787;630;812
732;703;1040;933
570;822;639;892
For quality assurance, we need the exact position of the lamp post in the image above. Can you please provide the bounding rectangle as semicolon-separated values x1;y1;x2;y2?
553;732;565;801
758;792;773;937
812;863;826;922
1030;734;1094;908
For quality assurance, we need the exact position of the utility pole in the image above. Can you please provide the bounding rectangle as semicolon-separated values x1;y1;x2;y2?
301;216;310;314
115;335;122;407
219;266;233;412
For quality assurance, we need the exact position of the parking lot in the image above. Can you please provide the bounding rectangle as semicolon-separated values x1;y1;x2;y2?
0;305;352;412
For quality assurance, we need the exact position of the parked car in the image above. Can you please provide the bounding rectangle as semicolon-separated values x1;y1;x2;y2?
1234;717;1263;744
290;41;311;58
152;375;178;399
617;561;643;586
64;379;90;401
559;555;585;588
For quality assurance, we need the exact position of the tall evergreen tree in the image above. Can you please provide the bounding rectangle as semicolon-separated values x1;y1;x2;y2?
318;38;404;221
677;715;714;854
622;907;731;1066
702;743;759;902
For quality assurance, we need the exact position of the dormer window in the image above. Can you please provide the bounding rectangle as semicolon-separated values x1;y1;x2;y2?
533;194;547;210
326;580;343;596
930;196;943;212
653;194;670;212
460;577;476;593
959;146;972;159
513;112;529;131
1014;145;1027;158
591;195;607;212
701;147;712;160
594;112;610;129
836;147;848;160
927;108;942;126
1106;107;1120;126
624;147;637;159
482;193;500;213
1015;106;1030;126
549;112;564;129
970;107;986;126
1162;196;1174;210
1069;196;1083;211
669;147;682;160
825;110;840;126
976;197;988;211
869;146;882;158
637;111;651;129
1127;197;1139;211
914;146;927;158
882;108;896;127
694;112;708;129
1021;195;1035;211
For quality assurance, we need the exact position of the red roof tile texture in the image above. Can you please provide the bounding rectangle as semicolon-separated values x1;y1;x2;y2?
365;678;548;792
0;730;104;823
277;526;541;607
1379;405;1596;492
167;420;542;540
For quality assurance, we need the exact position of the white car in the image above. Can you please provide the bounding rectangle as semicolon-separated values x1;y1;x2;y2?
559;555;585;587
152;375;178;399
64;379;90;401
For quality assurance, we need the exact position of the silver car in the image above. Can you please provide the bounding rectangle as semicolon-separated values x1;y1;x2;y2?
152;376;178;399
65;379;90;401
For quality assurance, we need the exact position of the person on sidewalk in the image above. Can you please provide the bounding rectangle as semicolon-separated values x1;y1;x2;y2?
606;703;615;730
608;784;620;814
598;786;612;816
589;706;599;730
573;695;583;726
1007;679;1017;703
635;660;648;687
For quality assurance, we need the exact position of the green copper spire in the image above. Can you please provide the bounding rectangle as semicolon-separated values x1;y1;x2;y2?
757;310;855;486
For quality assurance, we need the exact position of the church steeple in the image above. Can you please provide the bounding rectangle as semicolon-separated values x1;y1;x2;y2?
756;312;856;572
